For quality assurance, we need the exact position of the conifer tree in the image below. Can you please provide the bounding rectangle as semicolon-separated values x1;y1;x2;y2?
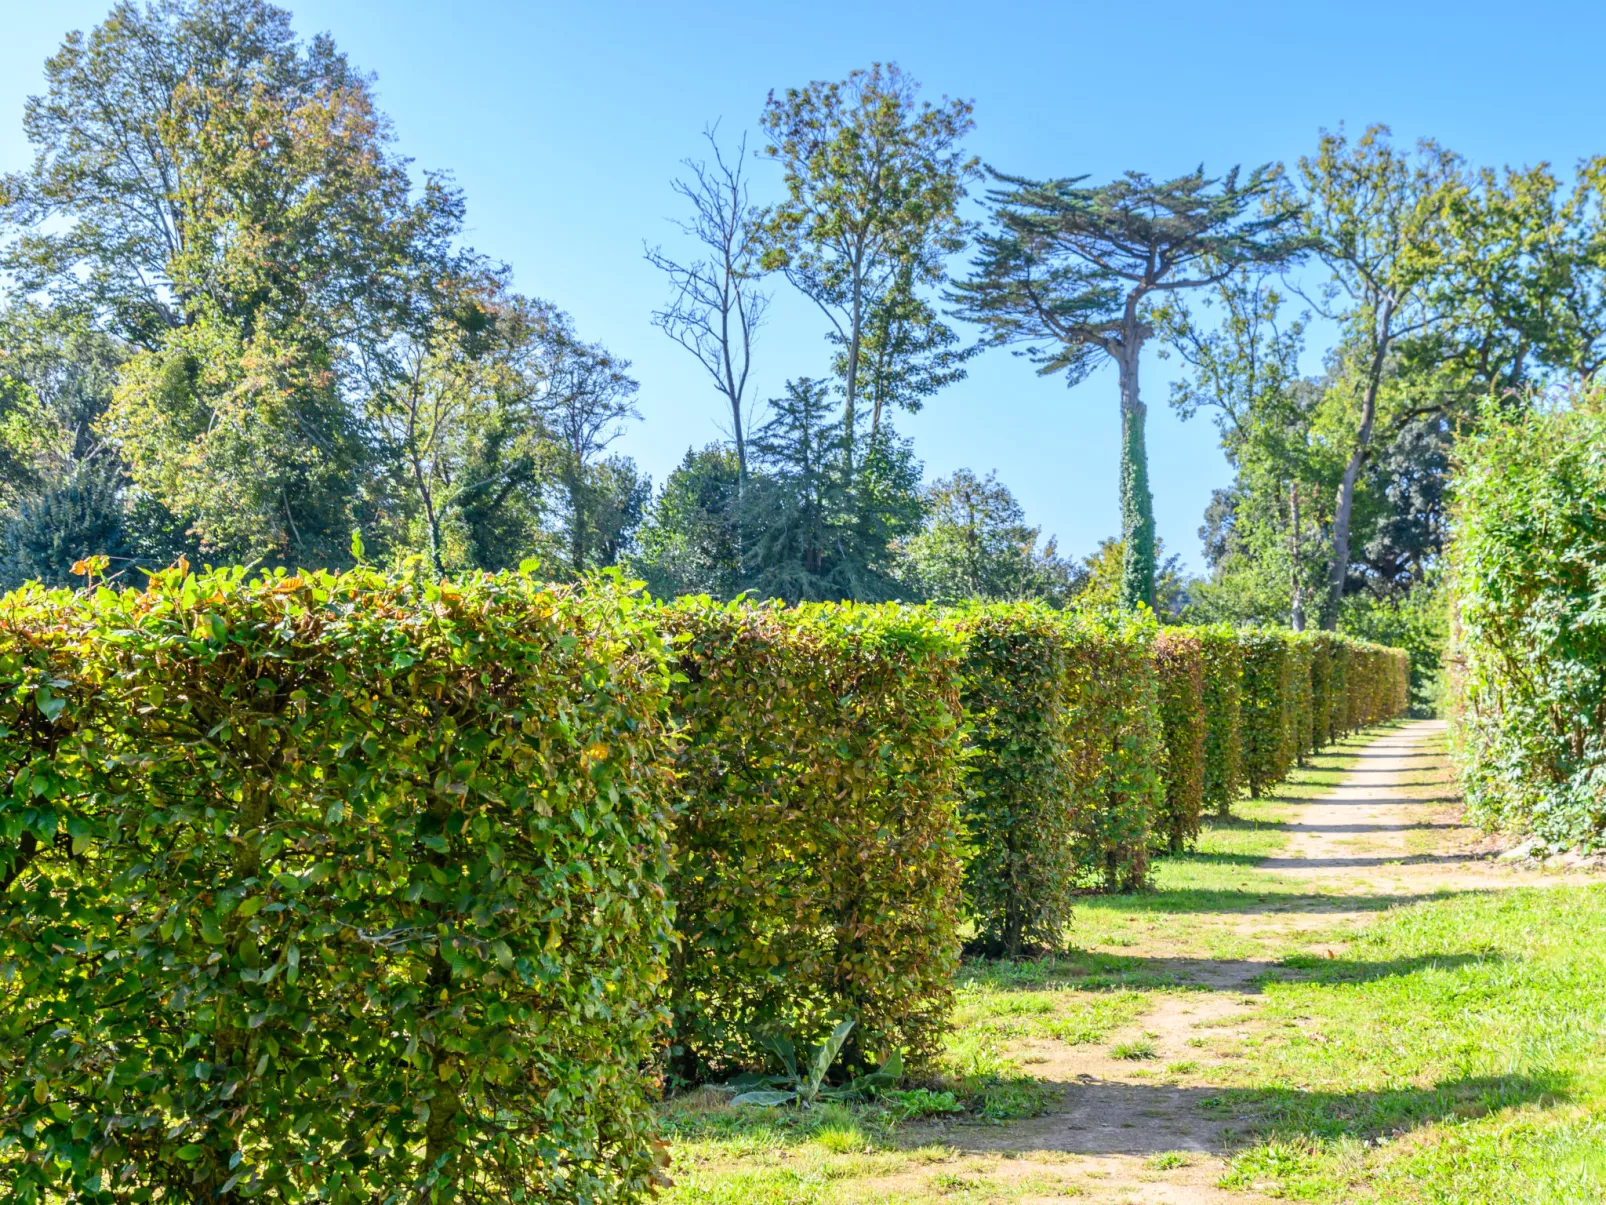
953;166;1305;610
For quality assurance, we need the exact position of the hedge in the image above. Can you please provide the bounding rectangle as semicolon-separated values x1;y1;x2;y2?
1286;635;1316;766
1446;393;1606;846
660;598;965;1081
1062;608;1166;890
0;567;677;1205
943;603;1079;958
1308;631;1336;750
1154;629;1206;854
1198;625;1245;816
1239;631;1298;797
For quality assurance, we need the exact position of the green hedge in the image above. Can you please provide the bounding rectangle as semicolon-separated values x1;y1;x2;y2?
1154;629;1206;854
1063;608;1166;890
0;567;677;1204
1286;634;1316;766
1198;625;1245;816
944;603;1078;958
1309;632;1336;750
1239;631;1298;797
660;599;965;1080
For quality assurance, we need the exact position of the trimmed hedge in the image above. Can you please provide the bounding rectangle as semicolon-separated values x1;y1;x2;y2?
661;599;965;1081
1198;625;1245;816
944;604;1078;958
1309;632;1336;750
0;567;677;1204
1063;608;1166;891
1239;631;1298;797
1154;629;1206;854
1286;635;1316;766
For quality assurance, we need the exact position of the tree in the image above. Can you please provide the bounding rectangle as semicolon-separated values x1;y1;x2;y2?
1294;126;1462;628
759;63;977;470
1158;268;1332;627
838;261;977;433
1;0;459;347
0;460;127;587
366;284;564;574
630;445;743;599
529;320;643;574
741;378;921;602
645;127;769;475
954;164;1306;611
898;468;1082;604
1079;536;1190;618
7;0;465;566
0;303;126;496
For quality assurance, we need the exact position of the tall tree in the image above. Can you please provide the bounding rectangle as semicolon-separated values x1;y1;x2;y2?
898;468;1082;604
759;63;977;471
1295;126;1461;628
954;164;1306;611
645;127;769;475
741;377;921;602
6;0;464;565
1158;268;1330;627
839;261;978;433
528;319;643;574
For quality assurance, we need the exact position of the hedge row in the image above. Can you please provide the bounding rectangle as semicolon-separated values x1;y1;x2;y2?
948;611;1408;956
661;599;964;1082
1235;630;1411;798
1448;391;1606;847
0;571;1412;1202
0;568;678;1205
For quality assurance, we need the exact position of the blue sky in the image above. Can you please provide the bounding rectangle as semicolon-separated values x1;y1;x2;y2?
4;0;1603;571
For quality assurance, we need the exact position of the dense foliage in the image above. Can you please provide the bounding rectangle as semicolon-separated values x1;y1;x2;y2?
1061;609;1167;890
0;566;678;1203
1197;625;1245;815
1449;391;1606;847
1154;629;1207;853
1239;631;1299;797
945;604;1080;958
659;598;965;1080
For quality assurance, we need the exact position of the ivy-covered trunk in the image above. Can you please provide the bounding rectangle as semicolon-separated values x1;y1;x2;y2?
1117;350;1157;613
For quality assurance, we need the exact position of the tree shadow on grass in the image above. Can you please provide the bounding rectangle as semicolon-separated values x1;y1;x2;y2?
961;949;1500;994
1076;884;1489;914
920;1072;1566;1157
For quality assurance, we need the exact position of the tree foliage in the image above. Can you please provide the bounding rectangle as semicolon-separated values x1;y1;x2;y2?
955;164;1306;610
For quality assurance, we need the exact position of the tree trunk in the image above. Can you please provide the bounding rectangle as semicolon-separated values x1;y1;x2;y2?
1322;303;1392;630
1117;348;1157;613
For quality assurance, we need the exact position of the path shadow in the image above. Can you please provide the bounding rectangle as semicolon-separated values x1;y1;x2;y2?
914;1072;1566;1157
961;949;1500;994
1343;749;1444;758
1075;885;1488;914
1257;852;1491;870
1284;822;1466;833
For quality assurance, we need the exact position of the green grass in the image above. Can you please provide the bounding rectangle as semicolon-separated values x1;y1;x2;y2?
1206;885;1606;1202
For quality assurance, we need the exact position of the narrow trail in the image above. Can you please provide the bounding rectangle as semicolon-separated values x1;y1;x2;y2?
897;720;1593;1204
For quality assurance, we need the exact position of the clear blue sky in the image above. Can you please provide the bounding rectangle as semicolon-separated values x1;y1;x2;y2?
4;0;1603;571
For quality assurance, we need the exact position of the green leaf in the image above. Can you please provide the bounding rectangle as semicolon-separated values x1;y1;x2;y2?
35;686;65;722
730;1090;796;1108
176;1144;205;1162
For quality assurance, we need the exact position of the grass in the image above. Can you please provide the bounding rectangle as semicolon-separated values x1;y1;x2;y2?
1208;885;1606;1202
655;726;1606;1204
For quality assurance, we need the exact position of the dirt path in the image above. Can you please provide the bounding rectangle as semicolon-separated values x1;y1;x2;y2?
899;719;1587;1204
